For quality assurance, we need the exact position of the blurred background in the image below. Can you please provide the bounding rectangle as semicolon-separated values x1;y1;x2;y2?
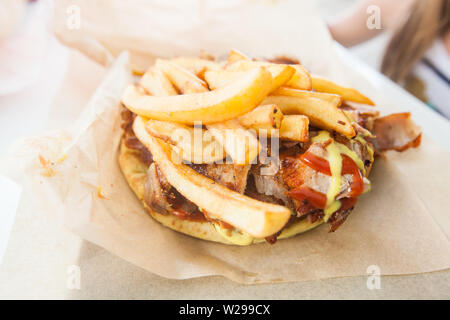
318;0;389;68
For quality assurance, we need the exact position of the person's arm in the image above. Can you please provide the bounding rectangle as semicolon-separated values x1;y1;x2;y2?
328;0;414;47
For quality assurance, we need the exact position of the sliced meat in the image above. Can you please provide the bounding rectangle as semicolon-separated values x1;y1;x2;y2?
341;103;381;117
190;163;250;193
327;197;358;232
280;140;371;217
121;107;153;166
267;56;300;65
349;138;373;170
249;142;304;210
144;163;205;221
281;140;301;149
340;103;380;131
372;112;422;153
251;164;294;210
124;136;153;166
252;173;291;205
253;139;371;219
281;143;354;196
144;163;174;214
281;154;355;213
307;211;325;224
328;208;352;232
121;106;136;134
333;133;374;175
246;187;285;205
265;231;282;244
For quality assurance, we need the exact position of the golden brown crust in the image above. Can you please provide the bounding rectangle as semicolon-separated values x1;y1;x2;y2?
118;137;323;245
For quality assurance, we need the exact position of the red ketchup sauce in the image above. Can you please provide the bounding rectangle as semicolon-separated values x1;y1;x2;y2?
299;152;331;175
339;197;358;211
171;209;206;222
288;186;327;209
341;155;364;197
290;151;365;210
170;197;207;222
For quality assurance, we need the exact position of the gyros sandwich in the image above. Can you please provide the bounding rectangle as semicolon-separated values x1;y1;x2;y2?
119;49;422;245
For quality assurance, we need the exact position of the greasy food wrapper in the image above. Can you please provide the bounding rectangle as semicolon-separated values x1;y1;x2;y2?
2;0;449;283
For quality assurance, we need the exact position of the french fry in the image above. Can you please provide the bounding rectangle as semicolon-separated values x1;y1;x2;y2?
140;67;178;96
170;57;223;76
156;59;208;94
227;49;251;65
207;119;261;165
122;67;273;124
204;70;246;90
146;120;225;164
238;104;283;131
133;116;291;238
226;50;312;90
226;60;295;92
311;76;375;105
285;64;312;90
279;115;309;142
132;69;145;76
263;95;355;138
272;87;342;107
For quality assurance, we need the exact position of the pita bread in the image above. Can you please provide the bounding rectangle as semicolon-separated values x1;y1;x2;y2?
119;137;323;245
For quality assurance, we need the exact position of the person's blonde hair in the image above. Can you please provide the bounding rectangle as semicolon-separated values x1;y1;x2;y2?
381;0;450;83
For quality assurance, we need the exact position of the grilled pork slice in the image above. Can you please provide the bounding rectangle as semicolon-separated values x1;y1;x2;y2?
144;163;174;214
371;112;422;153
253;141;370;213
332;132;374;174
251;134;373;232
282;155;350;197
341;103;380;129
328;207;353;232
190;163;251;193
122;107;153;166
250;162;294;210
249;142;307;211
144;163;204;220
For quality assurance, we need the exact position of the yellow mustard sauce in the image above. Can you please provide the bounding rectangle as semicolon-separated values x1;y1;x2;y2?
311;130;369;222
214;223;254;245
